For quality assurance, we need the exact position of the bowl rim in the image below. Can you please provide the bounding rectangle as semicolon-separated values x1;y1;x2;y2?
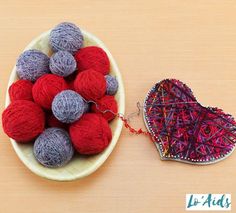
5;29;125;181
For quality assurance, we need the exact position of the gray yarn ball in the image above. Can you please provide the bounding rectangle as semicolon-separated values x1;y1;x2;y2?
52;90;85;123
16;49;50;81
49;22;83;53
33;127;74;168
105;75;118;95
49;51;76;77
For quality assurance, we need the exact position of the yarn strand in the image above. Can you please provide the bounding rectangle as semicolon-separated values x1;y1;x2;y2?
117;113;154;141
86;99;154;141
86;98;204;143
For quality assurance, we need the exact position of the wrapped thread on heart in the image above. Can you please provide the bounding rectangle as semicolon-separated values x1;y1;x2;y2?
143;79;236;164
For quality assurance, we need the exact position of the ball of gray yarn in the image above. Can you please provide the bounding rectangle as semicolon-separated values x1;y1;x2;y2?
52;90;85;123
49;22;83;53
49;51;76;77
33;127;74;168
105;75;118;95
16;49;50;81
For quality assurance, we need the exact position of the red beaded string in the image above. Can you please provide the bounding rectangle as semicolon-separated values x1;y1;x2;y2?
116;113;154;141
87;99;154;141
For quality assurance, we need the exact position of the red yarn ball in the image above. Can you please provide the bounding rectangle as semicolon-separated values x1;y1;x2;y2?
69;113;112;155
46;113;67;129
32;74;68;109
91;95;118;122
74;46;110;75
2;100;45;142
9;79;33;101
74;69;106;101
66;79;75;91
65;70;78;90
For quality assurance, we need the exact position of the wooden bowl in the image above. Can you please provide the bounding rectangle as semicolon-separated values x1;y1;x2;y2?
5;29;125;181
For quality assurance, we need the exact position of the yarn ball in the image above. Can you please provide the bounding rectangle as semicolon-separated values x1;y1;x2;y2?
32;74;68;109
49;51;76;77
67;80;75;90
105;75;118;95
65;70;78;90
2;100;45;142
74;69;106;101
91;95;118;122
69;113;112;155
52;90;85;123
46;113;67;129
9;79;33;101
33;128;74;168
49;22;83;53
16;49;49;81
74;46;110;75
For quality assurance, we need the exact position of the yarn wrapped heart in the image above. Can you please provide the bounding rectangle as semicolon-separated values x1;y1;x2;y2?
143;79;236;164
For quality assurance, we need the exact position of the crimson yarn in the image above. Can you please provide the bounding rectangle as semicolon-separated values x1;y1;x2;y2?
65;70;78;90
69;113;112;155
67;80;75;90
91;95;118;122
32;74;68;109
74;69;106;101
46;113;67;129
2;100;45;142
74;46;110;75
9;79;33;101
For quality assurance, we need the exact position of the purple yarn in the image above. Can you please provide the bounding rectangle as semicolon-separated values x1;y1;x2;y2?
49;22;83;53
49;51;76;77
52;90;85;123
16;49;50;81
33;127;74;168
105;75;118;95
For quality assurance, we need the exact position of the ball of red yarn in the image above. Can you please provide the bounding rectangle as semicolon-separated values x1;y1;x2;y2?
67;80;75;90
74;46;110;75
65;71;78;91
74;69;106;101
46;113;67;129
91;95;118;122
32;74;68;109
2;100;45;142
69;113;112;155
9;79;33;101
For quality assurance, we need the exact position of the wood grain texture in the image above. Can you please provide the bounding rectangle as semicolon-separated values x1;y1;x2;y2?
0;0;236;212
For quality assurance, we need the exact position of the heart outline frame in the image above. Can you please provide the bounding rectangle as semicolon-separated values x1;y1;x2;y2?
143;79;236;165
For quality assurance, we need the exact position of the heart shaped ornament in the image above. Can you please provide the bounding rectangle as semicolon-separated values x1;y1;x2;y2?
143;79;236;164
